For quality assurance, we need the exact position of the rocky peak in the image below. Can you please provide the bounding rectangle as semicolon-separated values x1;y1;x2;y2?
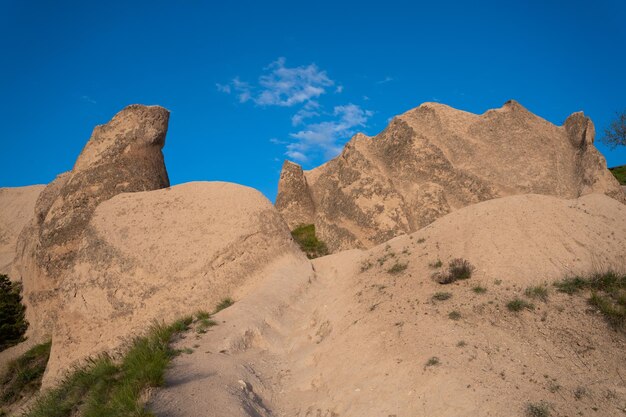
275;100;625;252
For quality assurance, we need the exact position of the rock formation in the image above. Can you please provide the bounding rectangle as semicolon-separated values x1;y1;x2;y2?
275;100;625;252
13;105;170;341
42;181;310;385
0;186;44;275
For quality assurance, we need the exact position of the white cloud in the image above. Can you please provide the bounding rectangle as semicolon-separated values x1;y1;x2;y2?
376;76;394;84
215;83;231;94
81;95;96;104
217;58;334;108
287;104;373;162
218;58;374;163
255;58;333;106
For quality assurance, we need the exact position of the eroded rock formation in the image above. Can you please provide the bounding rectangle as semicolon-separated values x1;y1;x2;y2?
275;100;625;251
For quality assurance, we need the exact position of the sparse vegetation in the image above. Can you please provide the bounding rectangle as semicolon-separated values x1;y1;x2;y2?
435;258;475;284
425;357;440;367
0;341;51;409
507;298;535;312
574;386;587;400
456;340;467;347
290;224;329;259
555;271;625;329
214;297;234;313
360;260;373;272
23;317;192;417
387;262;408;274
448;310;461;320
429;259;443;269
432;292;452;301
525;401;551;417
416;237;426;244
525;285;549;302
194;310;217;334
0;274;28;351
472;285;487;294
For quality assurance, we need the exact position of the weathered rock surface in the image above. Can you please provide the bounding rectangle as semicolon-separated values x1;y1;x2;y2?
0;186;44;275
276;101;625;251
42;181;310;386
13;105;170;340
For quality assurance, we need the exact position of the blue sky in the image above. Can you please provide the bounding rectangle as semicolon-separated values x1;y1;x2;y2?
1;0;625;201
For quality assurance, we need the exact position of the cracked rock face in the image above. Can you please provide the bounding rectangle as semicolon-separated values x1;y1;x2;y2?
275;100;625;252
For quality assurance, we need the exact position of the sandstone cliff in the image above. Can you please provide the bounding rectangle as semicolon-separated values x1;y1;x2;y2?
275;101;625;251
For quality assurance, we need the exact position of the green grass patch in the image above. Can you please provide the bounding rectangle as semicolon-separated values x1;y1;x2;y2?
194;311;217;334
609;165;626;185
507;298;535;312
214;298;234;313
290;224;329;259
0;274;28;352
24;317;192;417
0;341;51;409
472;285;487;294
555;271;625;330
525;285;549;302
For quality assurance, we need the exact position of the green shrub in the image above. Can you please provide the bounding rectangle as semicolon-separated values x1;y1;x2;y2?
525;401;551;417
387;262;408;274
435;259;475;284
291;224;329;259
0;274;28;351
472;285;487;294
448;310;461;320
432;292;452;301
0;341;51;407
507;298;535;312
425;357;440;367
525;285;549;301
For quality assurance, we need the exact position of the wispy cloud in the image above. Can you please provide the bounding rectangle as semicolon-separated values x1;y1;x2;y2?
220;58;373;163
81;95;97;104
286;104;373;162
376;76;394;84
217;57;333;107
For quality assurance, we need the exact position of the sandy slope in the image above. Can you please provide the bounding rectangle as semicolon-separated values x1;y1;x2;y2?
150;193;626;417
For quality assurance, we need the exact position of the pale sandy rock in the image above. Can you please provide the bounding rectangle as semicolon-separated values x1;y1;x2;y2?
42;181;309;386
13;105;170;340
0;185;44;275
276;101;625;251
152;193;626;417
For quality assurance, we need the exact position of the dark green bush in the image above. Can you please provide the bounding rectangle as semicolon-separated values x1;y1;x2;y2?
291;224;329;259
0;274;28;351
